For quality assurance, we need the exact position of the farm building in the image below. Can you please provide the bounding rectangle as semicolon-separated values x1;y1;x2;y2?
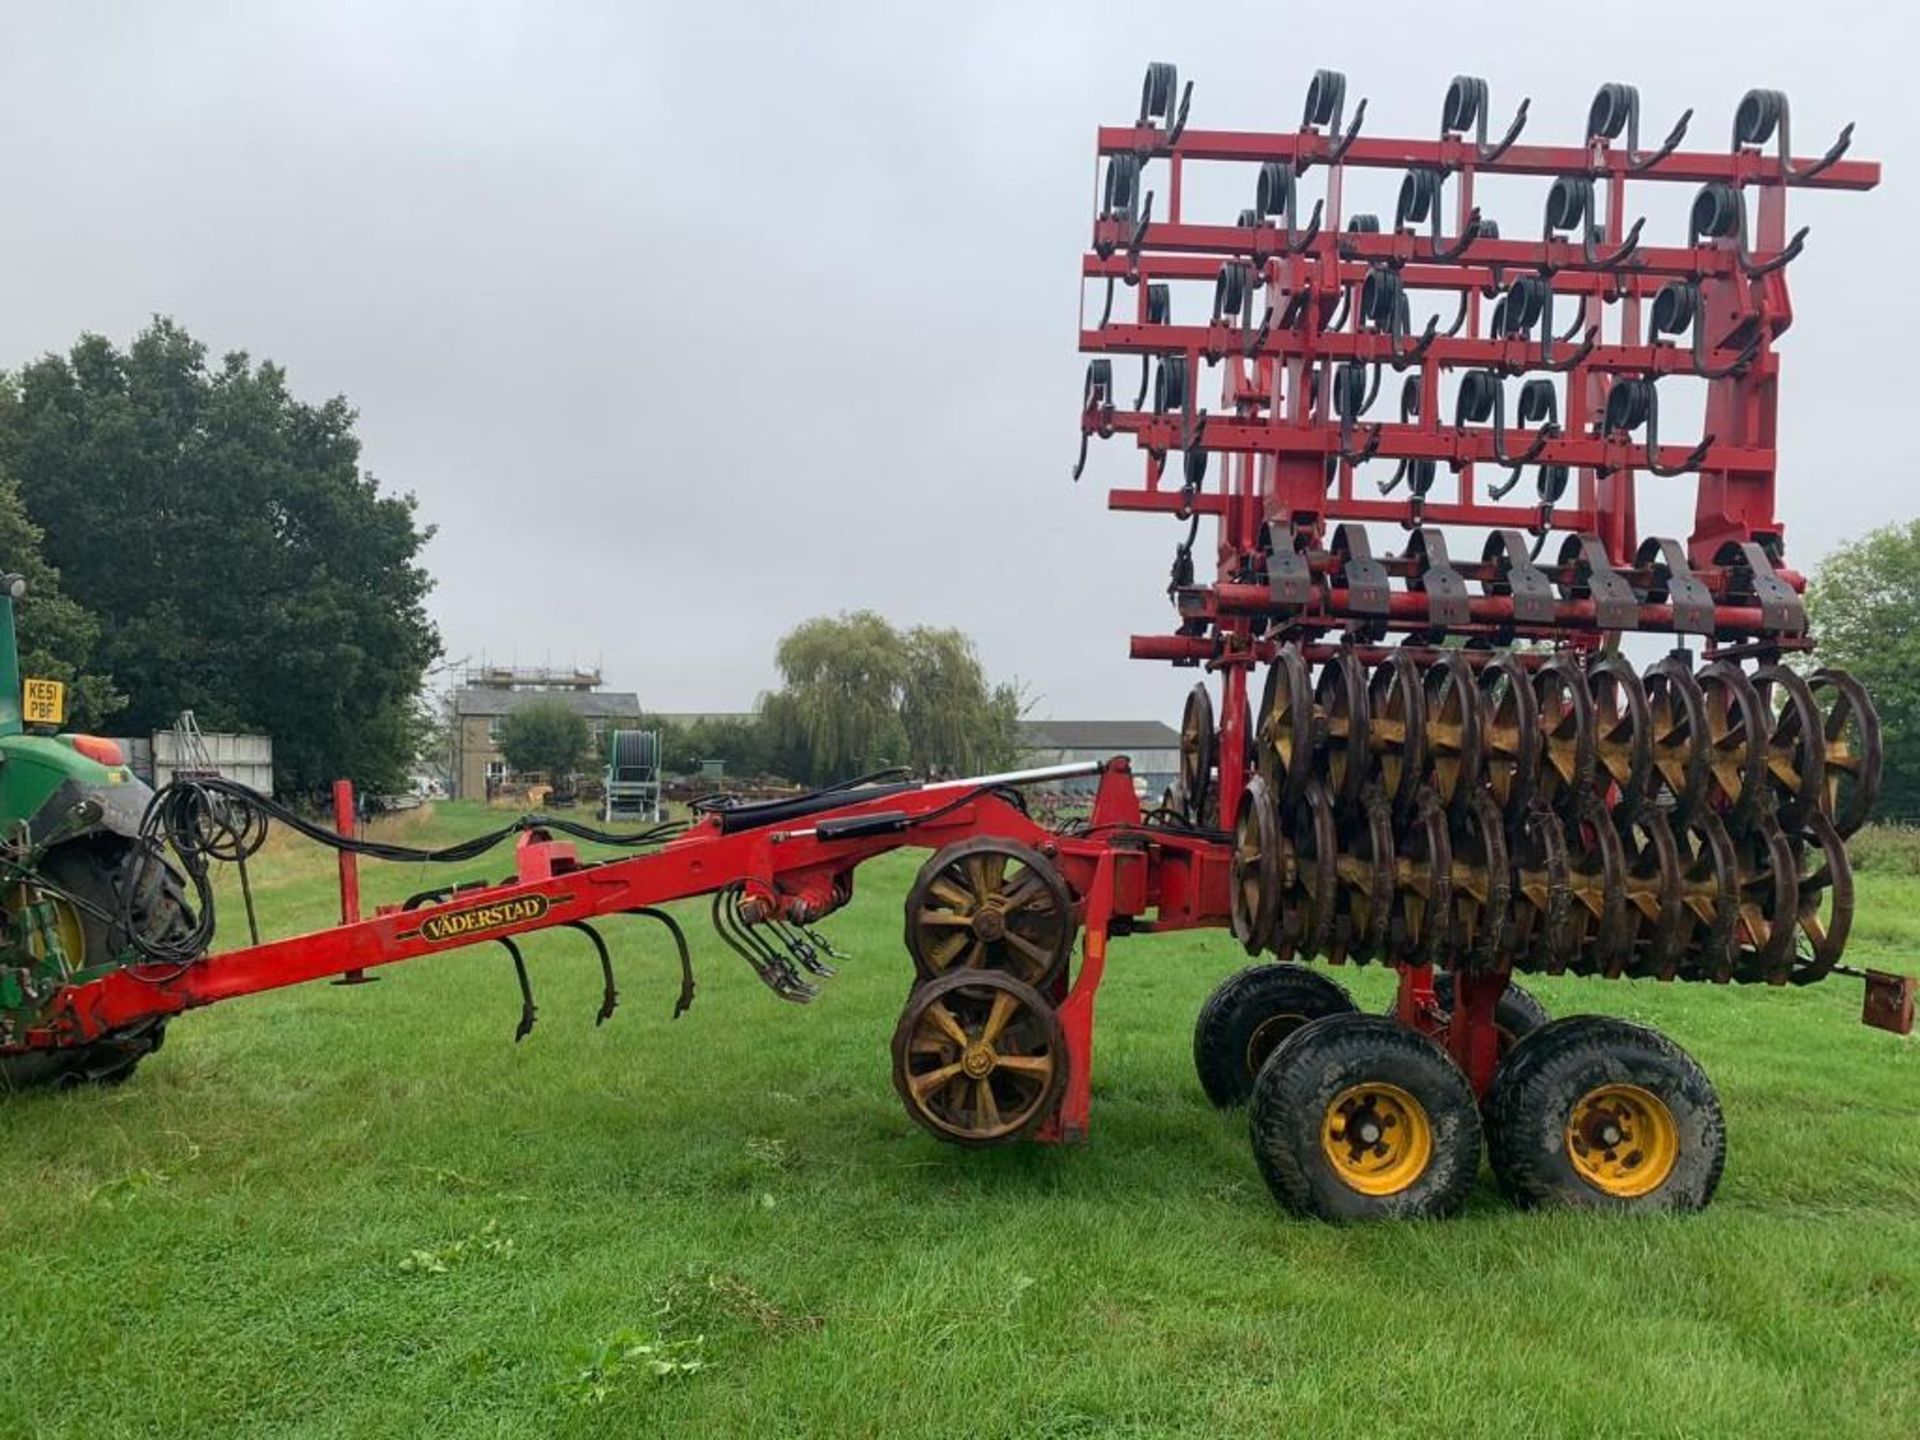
448;666;640;799
1016;719;1181;794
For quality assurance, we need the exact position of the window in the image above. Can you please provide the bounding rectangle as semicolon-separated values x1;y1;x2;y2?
487;715;505;741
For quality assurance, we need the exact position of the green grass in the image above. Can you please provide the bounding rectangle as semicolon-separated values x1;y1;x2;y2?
1;802;1916;1438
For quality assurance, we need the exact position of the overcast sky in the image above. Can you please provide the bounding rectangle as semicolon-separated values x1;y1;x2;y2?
2;1;1913;723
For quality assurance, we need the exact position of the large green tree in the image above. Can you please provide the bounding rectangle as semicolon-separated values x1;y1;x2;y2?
0;319;440;794
1805;519;1920;820
764;612;1023;784
497;699;592;781
0;476;123;728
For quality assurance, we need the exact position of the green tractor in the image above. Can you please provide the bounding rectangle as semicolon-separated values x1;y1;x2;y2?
0;572;189;1089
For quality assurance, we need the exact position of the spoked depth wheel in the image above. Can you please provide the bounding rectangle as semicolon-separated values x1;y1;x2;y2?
904;838;1076;989
1248;1013;1482;1220
1487;1016;1725;1212
891;971;1067;1147
1180;682;1217;824
1192;963;1357;1109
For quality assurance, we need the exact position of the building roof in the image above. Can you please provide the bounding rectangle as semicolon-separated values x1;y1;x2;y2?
453;687;643;720
1017;719;1181;752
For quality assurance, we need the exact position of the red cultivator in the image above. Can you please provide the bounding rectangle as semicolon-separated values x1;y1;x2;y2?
5;65;1911;1220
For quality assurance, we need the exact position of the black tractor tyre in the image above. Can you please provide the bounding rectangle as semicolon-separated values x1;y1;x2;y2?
1248;1013;1482;1221
0;841;190;1093
1193;963;1356;1109
1485;1015;1725;1213
1385;973;1549;1058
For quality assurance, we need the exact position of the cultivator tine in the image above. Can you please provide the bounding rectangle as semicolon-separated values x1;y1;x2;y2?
773;919;836;978
563;920;619;1024
624;906;698;1018
711;887;819;1004
802;923;850;961
497;936;537;1042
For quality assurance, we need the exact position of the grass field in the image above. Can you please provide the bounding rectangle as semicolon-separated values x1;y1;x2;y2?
1;801;1916;1438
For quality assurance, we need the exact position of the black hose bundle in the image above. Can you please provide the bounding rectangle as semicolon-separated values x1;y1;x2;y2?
120;777;685;972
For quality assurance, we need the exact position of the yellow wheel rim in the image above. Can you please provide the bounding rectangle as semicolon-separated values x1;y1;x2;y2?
1320;1082;1433;1196
7;886;87;970
1566;1083;1679;1197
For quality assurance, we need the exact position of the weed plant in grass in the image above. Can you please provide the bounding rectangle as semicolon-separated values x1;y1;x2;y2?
0;802;1915;1437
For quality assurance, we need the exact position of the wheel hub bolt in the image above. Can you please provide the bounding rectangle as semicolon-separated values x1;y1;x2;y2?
962;1043;996;1079
972;909;1007;942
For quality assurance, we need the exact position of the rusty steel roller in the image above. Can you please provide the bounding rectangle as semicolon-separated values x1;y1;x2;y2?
1422;651;1485;813
1643;655;1712;820
1366;650;1428;814
1478;651;1541;819
1533;655;1598;814
1275;780;1340;962
1730;819;1801;982
1505;804;1573;972
1444;789;1511;971
1386;797;1453;968
1697;662;1770;831
1557;796;1631;978
1751;663;1827;832
1326;794;1396;965
1312;648;1373;810
1672;809;1741;983
1258;643;1315;808
1617;809;1684;980
1805;668;1882;838
1588;655;1655;818
1229;775;1283;955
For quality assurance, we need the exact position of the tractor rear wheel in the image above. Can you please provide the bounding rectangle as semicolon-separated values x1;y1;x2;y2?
0;842;187;1093
1193;963;1355;1109
1248;1013;1481;1220
1485;1015;1725;1212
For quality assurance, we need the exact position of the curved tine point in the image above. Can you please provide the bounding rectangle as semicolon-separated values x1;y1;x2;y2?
1378;458;1409;495
1795;121;1854;182
1588;215;1646;270
1333;97;1368;160
1394;314;1443;367
1243;305;1274;358
1654;432;1715;479
1481;97;1530;163
1097;277;1116;328
1487;464;1526;500
1746;225;1810;278
1543;327;1600;373
1167;81;1194;145
1700;335;1763;381
1629;107;1694;172
1442;290;1471;337
1432;209;1483;262
1288;199;1326;254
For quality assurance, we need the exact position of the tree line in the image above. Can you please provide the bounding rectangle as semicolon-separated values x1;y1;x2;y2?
498;611;1026;786
0;319;440;796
